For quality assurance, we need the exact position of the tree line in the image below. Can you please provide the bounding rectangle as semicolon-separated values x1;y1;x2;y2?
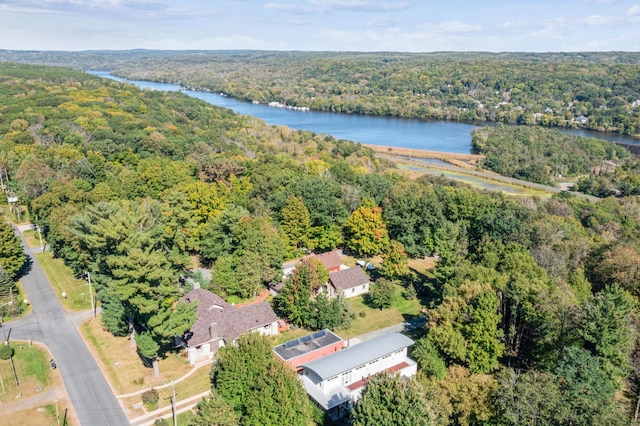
2;50;640;136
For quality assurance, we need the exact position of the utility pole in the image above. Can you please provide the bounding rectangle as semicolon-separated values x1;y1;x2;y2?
87;272;95;319
35;214;44;252
171;381;177;426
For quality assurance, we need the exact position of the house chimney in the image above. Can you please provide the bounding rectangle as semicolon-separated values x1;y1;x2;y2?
209;322;217;339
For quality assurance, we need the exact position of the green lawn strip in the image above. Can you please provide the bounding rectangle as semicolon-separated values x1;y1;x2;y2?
81;321;123;392
271;327;313;346
22;229;44;249
0;342;52;402
336;288;422;339
156;367;211;409
123;366;211;412
35;252;92;311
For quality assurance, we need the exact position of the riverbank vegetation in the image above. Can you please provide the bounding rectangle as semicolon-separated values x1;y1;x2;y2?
2;62;640;424
472;125;640;198
3;50;640;136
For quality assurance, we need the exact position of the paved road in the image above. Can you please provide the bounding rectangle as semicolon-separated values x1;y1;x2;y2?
3;228;129;425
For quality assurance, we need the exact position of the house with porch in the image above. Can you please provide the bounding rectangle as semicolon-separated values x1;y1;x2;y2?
179;288;279;364
327;266;370;298
298;332;417;419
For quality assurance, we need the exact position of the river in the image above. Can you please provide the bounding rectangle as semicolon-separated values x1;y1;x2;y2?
87;71;640;154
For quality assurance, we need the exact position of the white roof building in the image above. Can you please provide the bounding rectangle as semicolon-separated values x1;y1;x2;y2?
298;332;417;419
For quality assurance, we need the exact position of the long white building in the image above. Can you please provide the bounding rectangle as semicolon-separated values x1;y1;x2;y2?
298;332;417;419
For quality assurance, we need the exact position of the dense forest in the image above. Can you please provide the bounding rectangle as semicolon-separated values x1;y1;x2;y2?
2;50;640;136
2;62;640;425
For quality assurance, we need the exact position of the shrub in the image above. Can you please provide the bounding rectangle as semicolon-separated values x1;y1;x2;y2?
0;344;14;360
142;388;159;410
359;311;367;318
404;283;417;301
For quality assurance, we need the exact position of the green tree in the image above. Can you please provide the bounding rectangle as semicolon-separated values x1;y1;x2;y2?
210;255;240;296
0;221;26;279
411;339;447;379
192;393;239;426
555;346;626;425
309;293;353;330
494;368;566;426
379;240;409;278
274;258;328;328
279;194;311;257
577;284;635;380
344;199;389;257
99;292;129;337
0;268;16;299
426;282;503;374
211;333;314;425
367;279;397;310
136;331;160;377
351;374;436;426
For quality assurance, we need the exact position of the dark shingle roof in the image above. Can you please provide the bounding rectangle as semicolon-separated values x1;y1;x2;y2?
329;266;370;291
182;288;278;348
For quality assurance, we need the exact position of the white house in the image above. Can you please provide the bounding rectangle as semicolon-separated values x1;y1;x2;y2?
299;332;417;419
179;288;279;364
327;266;370;299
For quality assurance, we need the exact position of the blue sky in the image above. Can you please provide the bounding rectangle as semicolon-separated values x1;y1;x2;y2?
1;0;639;52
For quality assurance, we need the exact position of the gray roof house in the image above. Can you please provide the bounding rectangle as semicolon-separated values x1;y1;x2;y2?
327;266;370;298
299;332;417;419
179;288;279;364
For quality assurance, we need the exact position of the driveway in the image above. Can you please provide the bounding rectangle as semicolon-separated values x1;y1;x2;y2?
3;227;128;425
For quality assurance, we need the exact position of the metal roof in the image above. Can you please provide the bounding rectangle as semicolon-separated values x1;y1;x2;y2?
300;333;414;381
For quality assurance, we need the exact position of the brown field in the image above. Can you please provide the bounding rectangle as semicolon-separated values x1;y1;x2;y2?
364;144;484;166
80;318;193;396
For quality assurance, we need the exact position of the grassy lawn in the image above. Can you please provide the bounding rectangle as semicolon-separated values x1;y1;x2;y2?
121;365;211;414
35;252;92;311
22;229;44;250
271;327;313;346
336;287;423;339
0;342;56;404
1;404;59;426
81;317;193;395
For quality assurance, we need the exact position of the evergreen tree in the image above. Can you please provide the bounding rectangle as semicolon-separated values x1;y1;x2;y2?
279;194;311;257
0;267;16;299
136;331;160;377
0;221;26;279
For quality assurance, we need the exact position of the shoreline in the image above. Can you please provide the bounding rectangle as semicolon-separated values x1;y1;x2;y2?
362;144;484;162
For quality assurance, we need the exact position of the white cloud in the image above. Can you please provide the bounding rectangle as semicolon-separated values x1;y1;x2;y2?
628;5;640;16
264;2;316;14
307;0;410;12
419;20;482;34
366;15;399;27
583;0;620;4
